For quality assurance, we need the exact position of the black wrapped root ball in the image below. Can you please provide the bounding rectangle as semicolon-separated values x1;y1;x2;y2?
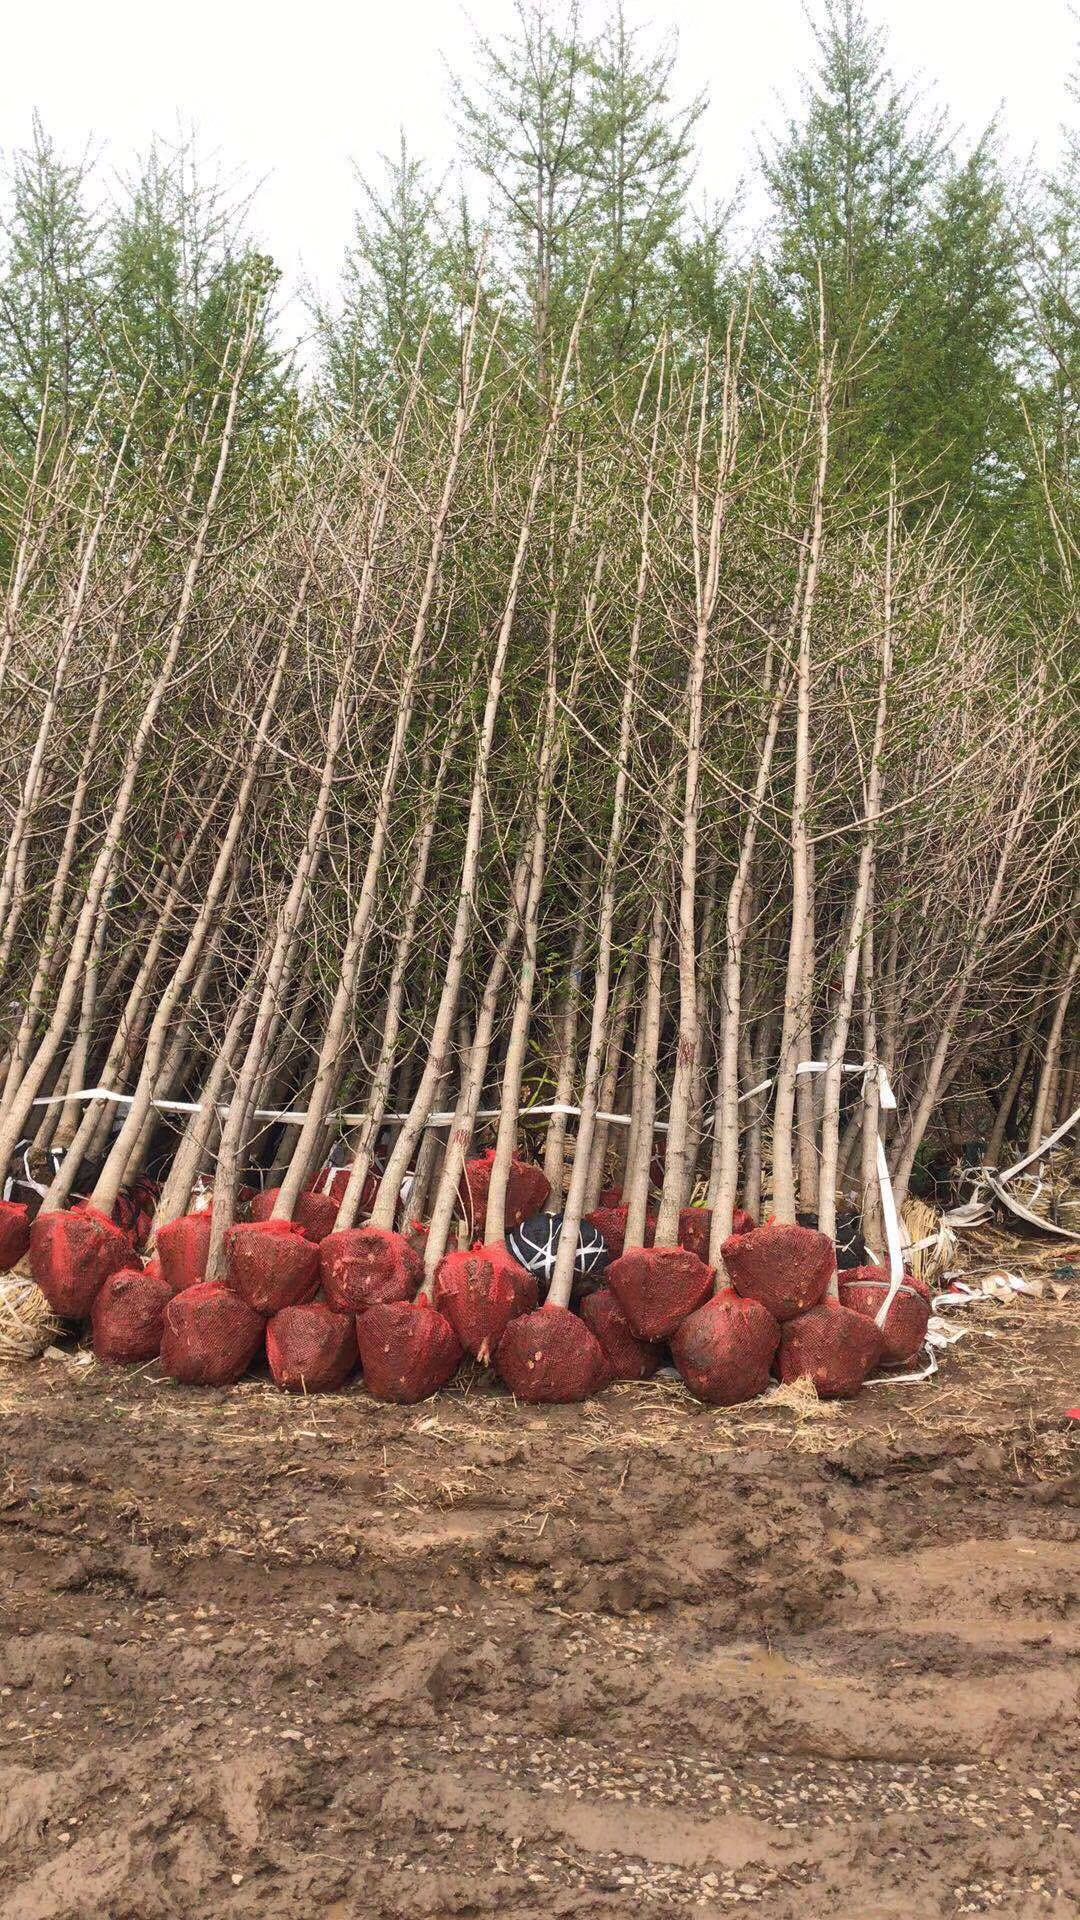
506;1212;609;1294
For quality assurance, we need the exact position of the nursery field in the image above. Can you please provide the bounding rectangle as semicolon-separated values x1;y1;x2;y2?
1;1282;1076;1920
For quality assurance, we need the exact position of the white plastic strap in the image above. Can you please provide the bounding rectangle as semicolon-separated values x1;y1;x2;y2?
863;1342;938;1388
998;1100;1080;1183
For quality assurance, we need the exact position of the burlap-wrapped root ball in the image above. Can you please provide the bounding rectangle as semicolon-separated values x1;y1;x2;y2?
266;1301;358;1392
224;1219;320;1315
433;1243;538;1361
494;1303;607;1403
721;1221;833;1322
30;1204;132;1319
778;1300;885;1398
671;1288;780;1406
355;1297;462;1403
506;1212;610;1293
91;1265;174;1364
156;1210;213;1294
580;1287;663;1381
159;1282;265;1386
838;1265;930;1364
605;1246;714;1342
319;1225;422;1314
676;1206;754;1263
583;1204;656;1262
459;1150;550;1237
0;1199;31;1273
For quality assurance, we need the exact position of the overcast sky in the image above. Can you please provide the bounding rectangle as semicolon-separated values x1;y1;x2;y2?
1;0;1075;342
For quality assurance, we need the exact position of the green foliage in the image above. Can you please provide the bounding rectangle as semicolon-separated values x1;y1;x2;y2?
0;115;106;459
3;0;1080;601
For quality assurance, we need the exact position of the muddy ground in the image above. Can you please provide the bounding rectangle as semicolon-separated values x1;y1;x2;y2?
0;1287;1077;1920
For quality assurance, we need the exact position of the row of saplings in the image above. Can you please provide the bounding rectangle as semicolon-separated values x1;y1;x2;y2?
1;1151;930;1404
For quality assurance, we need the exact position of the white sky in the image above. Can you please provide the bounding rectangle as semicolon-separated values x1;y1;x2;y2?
1;0;1075;345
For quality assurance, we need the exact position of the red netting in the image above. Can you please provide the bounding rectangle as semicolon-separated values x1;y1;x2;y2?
128;1177;160;1250
491;1240;541;1312
224;1219;320;1315
433;1242;538;1362
494;1303;606;1403
91;1266;173;1365
580;1287;663;1381
111;1192;141;1240
671;1288;780;1406
29;1204;132;1319
266;1301;358;1392
250;1186;340;1243
721;1221;833;1321
319;1225;422;1314
0;1198;30;1272
605;1245;714;1342
460;1150;551;1236
778;1300;884;1398
159;1282;265;1386
583;1204;657;1262
355;1297;463;1403
309;1166;350;1206
156;1210;213;1294
677;1207;712;1262
678;1206;757;1261
838;1265;930;1364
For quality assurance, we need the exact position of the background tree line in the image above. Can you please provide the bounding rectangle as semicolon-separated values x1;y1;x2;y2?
1;3;1077;555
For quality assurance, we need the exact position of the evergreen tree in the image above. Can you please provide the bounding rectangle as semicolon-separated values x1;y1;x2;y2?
896;134;1023;533
760;0;941;483
311;132;453;417
106;132;292;463
578;4;704;371
1022;42;1080;587
0;115;105;460
452;0;596;384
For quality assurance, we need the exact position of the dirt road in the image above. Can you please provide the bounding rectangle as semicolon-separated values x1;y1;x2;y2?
1;1295;1077;1919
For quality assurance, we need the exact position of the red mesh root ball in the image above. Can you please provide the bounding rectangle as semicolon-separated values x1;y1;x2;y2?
580;1287;663;1381
778;1300;884;1398
250;1186;340;1243
671;1289;780;1406
583;1205;657;1262
838;1264;930;1364
460;1150;551;1236
0;1198;31;1272
675;1207;753;1260
156;1209;213;1294
605;1245;713;1342
266;1301;358;1392
721;1221;833;1322
355;1297;462;1403
159;1282;265;1385
677;1207;712;1262
319;1225;422;1315
91;1266;173;1365
30;1204;132;1319
434;1242;538;1361
495;1303;607;1403
224;1219;320;1315
127;1177;160;1250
